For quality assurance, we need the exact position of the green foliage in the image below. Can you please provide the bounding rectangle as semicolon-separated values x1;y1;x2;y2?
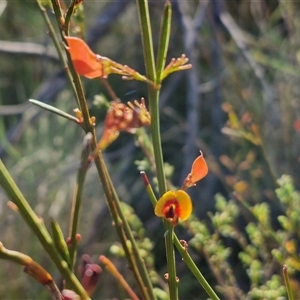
183;175;300;298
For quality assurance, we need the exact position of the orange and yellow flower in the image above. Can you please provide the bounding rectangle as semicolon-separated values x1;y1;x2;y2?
154;190;192;226
154;152;208;225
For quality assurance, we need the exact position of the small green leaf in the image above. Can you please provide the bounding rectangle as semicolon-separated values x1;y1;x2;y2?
51;219;71;266
156;1;172;84
29;99;80;124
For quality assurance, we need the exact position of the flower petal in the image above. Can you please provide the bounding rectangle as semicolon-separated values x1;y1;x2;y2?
181;151;208;190
174;190;192;221
190;151;208;183
154;191;176;218
97;129;120;150
65;36;103;78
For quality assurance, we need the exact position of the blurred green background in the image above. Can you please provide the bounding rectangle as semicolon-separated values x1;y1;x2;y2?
1;0;300;298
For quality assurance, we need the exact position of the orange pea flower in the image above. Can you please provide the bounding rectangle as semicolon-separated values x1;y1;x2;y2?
65;36;110;78
64;36;156;87
181;151;208;190
154;190;192;226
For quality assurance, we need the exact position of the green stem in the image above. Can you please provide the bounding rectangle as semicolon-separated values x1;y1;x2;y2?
174;237;220;300
149;93;167;194
136;0;167;190
36;0;64;64
136;1;176;298
136;0;167;195
93;153;155;300
283;264;294;300
36;0;78;106
0;159;90;299
50;0;89;113
140;171;157;207
135;0;167;194
65;0;76;35
156;1;172;84
68;133;92;269
136;0;156;83
164;224;178;299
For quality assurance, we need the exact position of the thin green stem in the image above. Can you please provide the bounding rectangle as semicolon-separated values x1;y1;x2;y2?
140;171;157;207
136;0;167;196
36;0;64;64
135;0;166;193
164;224;178;299
136;1;176;298
0;160;90;299
174;237;220;300
36;0;78;105
136;0;156;83
68;133;92;269
283;265;294;300
65;0;76;35
149;93;168;194
93;154;155;300
156;1;172;84
50;0;89;114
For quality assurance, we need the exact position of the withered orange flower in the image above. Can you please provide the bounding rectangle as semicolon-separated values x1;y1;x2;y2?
181;151;208;190
154;190;192;226
98;99;151;150
65;36;108;78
